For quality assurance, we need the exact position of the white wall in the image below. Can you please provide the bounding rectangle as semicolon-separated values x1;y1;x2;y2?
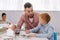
23;0;60;11
0;0;60;10
0;0;23;10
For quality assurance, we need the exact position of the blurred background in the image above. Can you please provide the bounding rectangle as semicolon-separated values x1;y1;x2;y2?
0;0;60;40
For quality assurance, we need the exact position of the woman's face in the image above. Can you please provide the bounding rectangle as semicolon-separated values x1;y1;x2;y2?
2;15;6;21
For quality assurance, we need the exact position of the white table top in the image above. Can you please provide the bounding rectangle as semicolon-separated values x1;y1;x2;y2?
0;33;48;40
15;36;48;40
0;24;48;40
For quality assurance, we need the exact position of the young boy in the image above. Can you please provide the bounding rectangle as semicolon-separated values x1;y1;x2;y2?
26;13;54;40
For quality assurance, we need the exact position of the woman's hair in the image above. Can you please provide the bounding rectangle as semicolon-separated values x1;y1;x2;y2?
2;13;6;17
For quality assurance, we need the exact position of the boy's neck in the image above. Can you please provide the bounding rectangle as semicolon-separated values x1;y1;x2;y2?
41;23;47;26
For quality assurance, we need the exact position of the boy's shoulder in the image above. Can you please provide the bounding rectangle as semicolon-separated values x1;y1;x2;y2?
47;24;54;29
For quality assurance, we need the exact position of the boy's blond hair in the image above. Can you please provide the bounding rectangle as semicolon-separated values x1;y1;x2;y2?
39;13;51;23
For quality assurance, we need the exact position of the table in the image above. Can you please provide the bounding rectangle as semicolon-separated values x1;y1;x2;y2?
0;24;48;40
0;33;48;40
0;36;48;40
15;36;48;40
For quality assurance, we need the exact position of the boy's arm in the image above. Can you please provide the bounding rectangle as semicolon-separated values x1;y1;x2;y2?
30;25;40;33
35;26;54;38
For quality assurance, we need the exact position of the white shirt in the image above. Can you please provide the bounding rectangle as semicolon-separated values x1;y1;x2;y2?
0;19;11;24
29;18;33;23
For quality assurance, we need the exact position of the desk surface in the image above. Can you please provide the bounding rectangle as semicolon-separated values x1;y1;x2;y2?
0;24;48;40
15;36;48;40
0;33;48;40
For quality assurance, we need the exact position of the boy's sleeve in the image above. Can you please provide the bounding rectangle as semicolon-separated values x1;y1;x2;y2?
35;26;54;38
30;25;40;33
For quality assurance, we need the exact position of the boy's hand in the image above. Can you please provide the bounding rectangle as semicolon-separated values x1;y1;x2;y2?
27;33;36;37
25;30;30;34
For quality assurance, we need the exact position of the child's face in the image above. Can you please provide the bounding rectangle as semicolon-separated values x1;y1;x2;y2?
39;17;46;25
